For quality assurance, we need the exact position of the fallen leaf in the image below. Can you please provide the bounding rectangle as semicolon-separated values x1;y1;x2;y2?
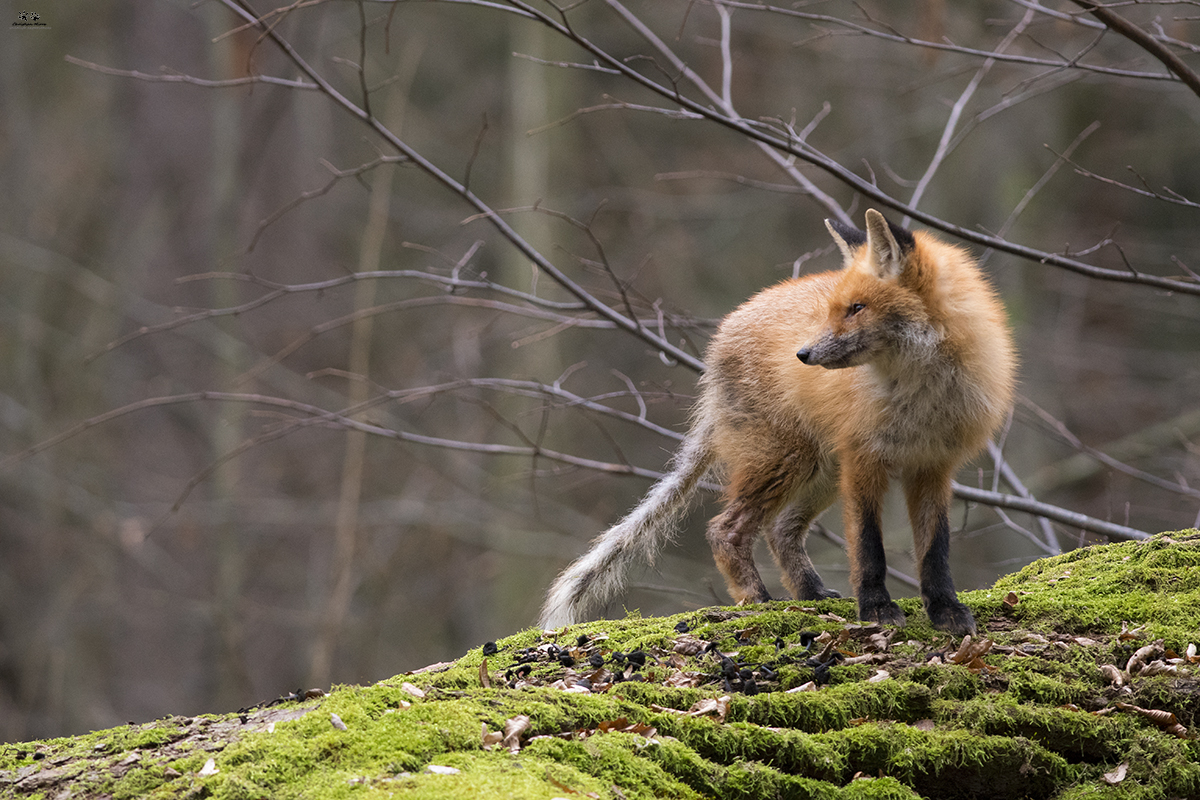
425;765;459;775
786;682;817;693
479;658;490;689
672;635;708;656
1102;763;1127;785
1138;660;1179;677
1099;664;1125;687
843;653;889;665
401;682;426;699
1126;641;1163;674
1117;622;1146;642
502;715;531;754
1114;701;1186;735
866;669;890;683
481;723;503;750
665;670;703;688
198;758;219;777
950;636;993;665
684;695;731;722
1002;591;1019;608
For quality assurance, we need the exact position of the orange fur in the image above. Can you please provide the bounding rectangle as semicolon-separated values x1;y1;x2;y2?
541;209;1015;634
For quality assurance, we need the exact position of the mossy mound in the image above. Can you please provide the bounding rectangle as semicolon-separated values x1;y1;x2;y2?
3;530;1200;799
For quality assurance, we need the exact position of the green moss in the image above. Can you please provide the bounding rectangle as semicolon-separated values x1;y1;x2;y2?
7;530;1200;799
990;529;1200;642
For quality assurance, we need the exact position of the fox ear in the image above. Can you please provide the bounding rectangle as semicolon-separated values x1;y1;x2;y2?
863;209;913;280
825;218;865;264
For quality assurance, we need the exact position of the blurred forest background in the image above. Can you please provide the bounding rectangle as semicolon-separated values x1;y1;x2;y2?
1;0;1199;741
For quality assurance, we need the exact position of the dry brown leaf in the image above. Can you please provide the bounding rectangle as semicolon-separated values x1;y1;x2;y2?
1099;664;1125;688
503;714;531;754
1117;622;1146;642
1114;701;1184;735
843;653;889;666
665;670;703;688
626;721;658;739
866;631;893;652
848;716;870;726
950;636;993;665
672;635;707;656
648;704;687;716
1002;591;1019;608
482;723;503;749
1126;640;1164;675
686;695;731;722
1138;660;1180;677
479;658;490;689
1102;763;1128;785
787;681;817;693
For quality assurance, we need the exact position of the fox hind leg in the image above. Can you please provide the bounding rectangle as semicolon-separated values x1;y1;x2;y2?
706;451;807;605
706;500;775;604
766;470;841;601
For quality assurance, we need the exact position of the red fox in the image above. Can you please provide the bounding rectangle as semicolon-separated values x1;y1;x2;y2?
540;209;1016;635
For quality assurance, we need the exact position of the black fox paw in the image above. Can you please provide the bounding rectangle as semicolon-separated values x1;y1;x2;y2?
927;601;977;635
858;600;907;628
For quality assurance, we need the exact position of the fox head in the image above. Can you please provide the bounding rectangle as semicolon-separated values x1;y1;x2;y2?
796;209;939;370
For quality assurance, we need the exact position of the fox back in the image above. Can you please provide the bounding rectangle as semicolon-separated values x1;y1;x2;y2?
706;214;1014;477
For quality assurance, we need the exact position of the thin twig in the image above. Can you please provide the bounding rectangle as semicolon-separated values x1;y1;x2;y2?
64;55;318;90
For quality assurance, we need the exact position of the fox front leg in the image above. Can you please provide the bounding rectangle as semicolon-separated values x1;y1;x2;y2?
905;468;976;635
842;457;907;628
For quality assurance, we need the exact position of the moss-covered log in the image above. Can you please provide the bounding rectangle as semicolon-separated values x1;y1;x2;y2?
4;530;1200;799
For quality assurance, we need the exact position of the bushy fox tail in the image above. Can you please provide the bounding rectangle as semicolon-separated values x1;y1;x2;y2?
539;418;716;630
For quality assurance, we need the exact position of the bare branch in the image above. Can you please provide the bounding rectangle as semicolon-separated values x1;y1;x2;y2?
1070;0;1200;99
906;8;1036;220
950;483;1150;541
507;0;1200;294
729;0;1182;82
64;55;318;90
214;0;710;371
1020;396;1200;501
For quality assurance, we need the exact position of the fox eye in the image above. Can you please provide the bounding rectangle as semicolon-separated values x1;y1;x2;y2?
846;302;866;317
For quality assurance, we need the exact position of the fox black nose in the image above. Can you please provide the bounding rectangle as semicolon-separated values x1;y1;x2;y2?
797;349;811;364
